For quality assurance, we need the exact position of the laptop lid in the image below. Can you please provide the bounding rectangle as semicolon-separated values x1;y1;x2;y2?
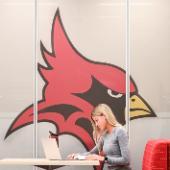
42;138;62;160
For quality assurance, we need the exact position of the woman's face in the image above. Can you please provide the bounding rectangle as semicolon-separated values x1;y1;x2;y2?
92;114;107;132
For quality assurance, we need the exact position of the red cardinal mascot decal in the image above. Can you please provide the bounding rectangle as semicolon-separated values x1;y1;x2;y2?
5;9;156;170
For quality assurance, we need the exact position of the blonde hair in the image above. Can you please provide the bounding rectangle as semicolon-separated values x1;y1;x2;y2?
91;103;121;143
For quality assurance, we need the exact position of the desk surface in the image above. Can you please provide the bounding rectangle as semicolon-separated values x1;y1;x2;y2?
0;158;99;166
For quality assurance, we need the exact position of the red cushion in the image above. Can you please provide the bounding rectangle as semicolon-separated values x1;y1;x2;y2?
167;141;170;170
142;140;168;170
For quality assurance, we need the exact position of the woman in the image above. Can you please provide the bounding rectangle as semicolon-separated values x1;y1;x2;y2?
68;103;131;170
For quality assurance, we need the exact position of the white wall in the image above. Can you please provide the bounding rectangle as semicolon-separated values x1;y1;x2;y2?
0;0;170;170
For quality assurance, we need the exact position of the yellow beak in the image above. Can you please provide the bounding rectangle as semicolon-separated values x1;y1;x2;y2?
129;95;155;119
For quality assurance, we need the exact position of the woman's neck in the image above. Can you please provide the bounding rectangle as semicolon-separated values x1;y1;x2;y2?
106;124;114;134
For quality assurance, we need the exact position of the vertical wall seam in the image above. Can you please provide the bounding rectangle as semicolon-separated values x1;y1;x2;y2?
33;0;38;167
125;0;131;139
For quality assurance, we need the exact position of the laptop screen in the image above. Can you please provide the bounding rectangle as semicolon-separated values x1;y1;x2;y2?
41;138;62;160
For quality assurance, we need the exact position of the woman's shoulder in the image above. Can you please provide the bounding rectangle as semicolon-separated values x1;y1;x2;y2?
114;126;127;136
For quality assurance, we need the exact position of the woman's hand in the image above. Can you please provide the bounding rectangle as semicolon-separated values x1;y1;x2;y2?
86;154;104;161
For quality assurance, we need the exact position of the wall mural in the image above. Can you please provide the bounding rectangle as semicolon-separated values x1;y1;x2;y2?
5;9;156;170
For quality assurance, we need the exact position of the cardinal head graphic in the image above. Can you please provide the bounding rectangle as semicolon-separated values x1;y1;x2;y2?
5;9;156;170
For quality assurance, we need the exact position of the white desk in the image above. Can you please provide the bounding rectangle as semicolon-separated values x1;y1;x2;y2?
0;158;99;166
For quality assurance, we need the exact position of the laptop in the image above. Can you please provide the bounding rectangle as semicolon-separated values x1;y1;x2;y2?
41;138;62;160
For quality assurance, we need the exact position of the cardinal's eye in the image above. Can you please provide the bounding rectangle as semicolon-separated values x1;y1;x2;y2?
107;89;123;98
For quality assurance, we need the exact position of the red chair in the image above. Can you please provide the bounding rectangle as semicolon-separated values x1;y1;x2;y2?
142;140;168;170
167;141;170;170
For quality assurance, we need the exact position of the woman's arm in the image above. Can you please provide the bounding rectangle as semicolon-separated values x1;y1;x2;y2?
68;135;104;159
106;128;130;165
84;137;104;156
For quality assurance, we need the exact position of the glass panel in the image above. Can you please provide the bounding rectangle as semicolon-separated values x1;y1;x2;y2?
130;0;170;169
37;1;126;170
0;0;34;169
